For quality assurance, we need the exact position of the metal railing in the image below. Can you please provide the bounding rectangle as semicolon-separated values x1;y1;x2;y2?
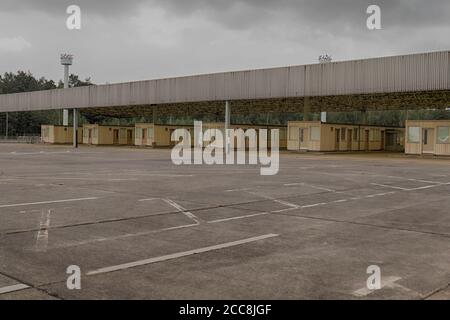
0;135;41;144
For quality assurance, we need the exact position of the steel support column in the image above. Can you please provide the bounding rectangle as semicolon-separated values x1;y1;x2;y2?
225;101;231;154
73;108;78;148
5;112;8;139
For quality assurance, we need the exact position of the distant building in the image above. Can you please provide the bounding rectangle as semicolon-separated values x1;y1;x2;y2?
135;124;194;147
405;120;450;156
82;124;134;145
202;123;287;150
41;125;82;144
287;121;404;152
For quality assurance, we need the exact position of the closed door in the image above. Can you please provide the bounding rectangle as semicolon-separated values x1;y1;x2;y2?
88;129;92;144
113;129;119;144
365;130;369;151
299;128;305;149
347;129;353;151
142;129;147;145
127;130;133;145
422;128;435;153
335;129;340;151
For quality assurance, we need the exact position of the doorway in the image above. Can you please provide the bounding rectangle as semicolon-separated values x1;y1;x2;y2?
142;129;147;145
335;129;340;151
347;129;353;151
422;128;435;154
127;130;133;145
299;128;305;150
364;130;369;151
113;129;119;145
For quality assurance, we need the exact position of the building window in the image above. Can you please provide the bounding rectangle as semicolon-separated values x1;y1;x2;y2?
437;127;450;144
341;128;346;140
310;127;320;141
136;128;142;139
289;127;298;140
408;127;420;143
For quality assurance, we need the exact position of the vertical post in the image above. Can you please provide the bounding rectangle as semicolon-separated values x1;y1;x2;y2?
73;108;78;148
5;112;9;139
63;65;69;126
361;110;368;125
225;101;231;154
152;106;157;125
303;97;311;121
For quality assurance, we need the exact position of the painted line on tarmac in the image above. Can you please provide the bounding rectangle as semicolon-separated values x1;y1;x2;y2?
48;222;200;250
371;182;450;191
284;182;337;193
371;183;412;191
0;284;30;295
162;198;200;223
209;190;400;223
0;197;99;209
87;233;279;276
208;207;296;224
34;209;53;252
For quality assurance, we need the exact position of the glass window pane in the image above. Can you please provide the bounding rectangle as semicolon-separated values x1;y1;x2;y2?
310;127;320;141
437;127;450;144
408;127;420;143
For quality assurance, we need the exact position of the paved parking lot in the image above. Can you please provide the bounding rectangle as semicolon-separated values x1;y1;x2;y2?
0;144;449;299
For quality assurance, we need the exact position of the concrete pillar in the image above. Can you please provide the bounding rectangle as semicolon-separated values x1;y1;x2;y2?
5;112;8;139
152;106;157;125
361;110;368;125
225;101;231;154
63;65;70;126
303;97;311;121
73;109;78;148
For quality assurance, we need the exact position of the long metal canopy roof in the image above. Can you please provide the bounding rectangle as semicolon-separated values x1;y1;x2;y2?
1;50;449;116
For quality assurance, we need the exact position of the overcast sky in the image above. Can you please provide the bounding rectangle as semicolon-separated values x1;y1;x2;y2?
0;0;449;84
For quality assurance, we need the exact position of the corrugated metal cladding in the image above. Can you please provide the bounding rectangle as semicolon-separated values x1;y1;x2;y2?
0;51;449;112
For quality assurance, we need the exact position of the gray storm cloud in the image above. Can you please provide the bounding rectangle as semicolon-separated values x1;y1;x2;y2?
3;0;450;27
0;0;449;83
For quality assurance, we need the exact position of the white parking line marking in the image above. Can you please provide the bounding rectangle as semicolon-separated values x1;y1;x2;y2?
371;183;410;191
284;182;336;192
87;234;279;276
35;209;52;252
301;203;327;209
372;182;450;192
0;197;99;208
0;284;30;295
49;223;200;250
161;198;200;223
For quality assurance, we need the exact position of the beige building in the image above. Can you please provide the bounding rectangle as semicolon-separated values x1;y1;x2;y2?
405;120;450;156
41;125;82;144
202;123;287;149
82;124;135;145
135;123;194;147
287;121;404;152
